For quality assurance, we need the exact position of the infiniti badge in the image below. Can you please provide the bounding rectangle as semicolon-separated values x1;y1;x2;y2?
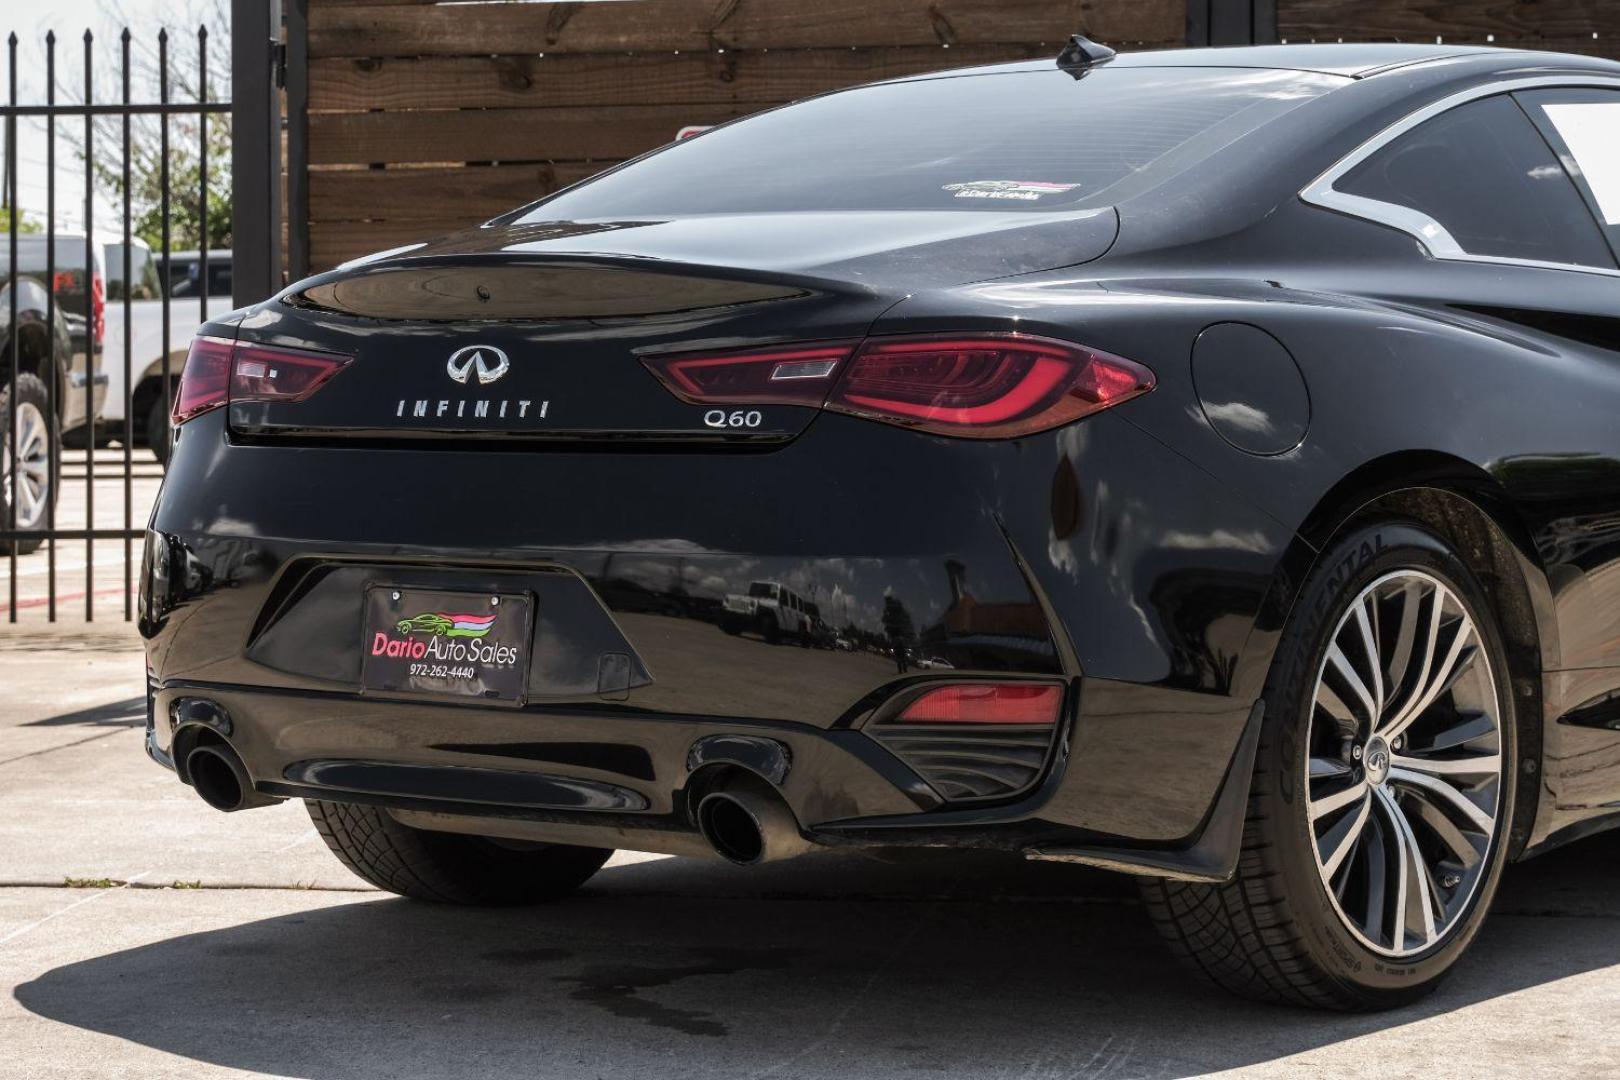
447;345;510;385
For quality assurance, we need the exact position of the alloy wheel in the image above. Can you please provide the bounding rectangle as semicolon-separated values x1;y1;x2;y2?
1;400;50;531
1305;569;1503;958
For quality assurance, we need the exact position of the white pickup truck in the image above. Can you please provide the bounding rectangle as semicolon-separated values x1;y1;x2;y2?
99;238;233;464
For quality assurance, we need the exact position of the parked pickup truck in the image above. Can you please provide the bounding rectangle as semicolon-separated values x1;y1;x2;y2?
101;240;232;464
0;235;107;553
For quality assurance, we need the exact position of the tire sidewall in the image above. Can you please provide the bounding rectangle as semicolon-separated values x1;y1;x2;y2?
0;372;58;554
146;393;172;467
1260;519;1517;1002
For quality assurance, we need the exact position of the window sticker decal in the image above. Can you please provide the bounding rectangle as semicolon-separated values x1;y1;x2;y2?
1543;102;1620;224
943;180;1081;202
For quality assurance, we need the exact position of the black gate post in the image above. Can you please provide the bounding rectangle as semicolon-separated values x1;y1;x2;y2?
231;0;283;307
1187;0;1279;47
285;0;309;283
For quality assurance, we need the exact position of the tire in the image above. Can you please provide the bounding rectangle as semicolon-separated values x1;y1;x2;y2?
0;372;58;556
306;799;613;905
145;393;172;467
1141;518;1517;1010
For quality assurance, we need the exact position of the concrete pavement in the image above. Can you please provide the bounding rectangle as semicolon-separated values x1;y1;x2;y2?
4;628;1620;1079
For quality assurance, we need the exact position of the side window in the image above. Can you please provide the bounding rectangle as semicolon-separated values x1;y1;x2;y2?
1518;88;1620;264
1334;94;1615;270
207;262;233;298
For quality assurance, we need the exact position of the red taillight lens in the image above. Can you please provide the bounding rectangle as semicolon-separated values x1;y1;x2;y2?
641;343;854;406
172;337;352;426
829;334;1153;439
641;333;1152;439
894;683;1064;725
230;342;353;405
91;271;105;347
172;336;234;425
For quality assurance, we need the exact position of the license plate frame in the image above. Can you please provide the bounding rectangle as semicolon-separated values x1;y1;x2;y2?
360;585;533;706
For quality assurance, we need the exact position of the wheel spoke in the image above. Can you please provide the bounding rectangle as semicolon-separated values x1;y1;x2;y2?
1380;787;1439;948
1362;810;1389;945
1310;756;1352;780
1384;619;1474;741
1423;711;1496;753
1352;598;1385;720
1383;580;1422;702
1390;751;1499;778
1309;777;1367;822
1314;679;1360;737
1406;790;1483;870
1387;765;1494;834
1318;790;1371;881
1384;584;1445;733
1377;788;1410;951
1327;643;1378;728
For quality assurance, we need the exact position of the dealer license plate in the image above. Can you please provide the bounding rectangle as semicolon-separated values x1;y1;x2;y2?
361;586;532;704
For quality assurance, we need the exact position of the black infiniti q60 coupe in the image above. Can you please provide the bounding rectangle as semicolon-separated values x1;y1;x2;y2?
145;40;1620;1009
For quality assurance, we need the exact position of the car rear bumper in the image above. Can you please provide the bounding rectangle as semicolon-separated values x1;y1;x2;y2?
142;407;1297;873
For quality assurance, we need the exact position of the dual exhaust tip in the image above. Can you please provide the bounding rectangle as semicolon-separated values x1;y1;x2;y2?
185;741;279;813
180;718;812;862
694;776;812;866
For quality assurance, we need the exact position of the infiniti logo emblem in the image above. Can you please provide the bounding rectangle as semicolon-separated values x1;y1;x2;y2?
446;345;510;385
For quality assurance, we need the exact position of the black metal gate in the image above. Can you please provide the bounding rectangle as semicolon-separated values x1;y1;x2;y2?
2;2;280;625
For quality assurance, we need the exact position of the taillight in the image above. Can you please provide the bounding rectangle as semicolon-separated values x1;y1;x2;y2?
830;334;1151;439
230;341;353;405
641;333;1153;439
172;336;352;426
91;271;105;347
643;342;855;406
893;683;1064;725
172;337;234;425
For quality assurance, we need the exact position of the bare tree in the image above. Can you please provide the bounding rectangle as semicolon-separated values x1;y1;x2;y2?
62;0;231;252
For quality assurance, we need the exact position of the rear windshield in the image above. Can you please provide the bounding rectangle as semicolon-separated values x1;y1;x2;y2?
521;66;1338;220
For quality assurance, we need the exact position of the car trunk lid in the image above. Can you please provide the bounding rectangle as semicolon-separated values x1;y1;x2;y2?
229;210;1117;446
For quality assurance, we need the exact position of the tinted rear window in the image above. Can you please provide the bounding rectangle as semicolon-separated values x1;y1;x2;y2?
521;67;1338;220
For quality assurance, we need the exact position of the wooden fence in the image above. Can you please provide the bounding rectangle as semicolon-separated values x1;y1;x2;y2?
296;0;1186;271
291;0;1619;275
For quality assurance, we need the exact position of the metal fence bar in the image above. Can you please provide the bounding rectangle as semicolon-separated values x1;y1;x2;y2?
122;29;134;621
1;23;236;624
3;103;229;117
6;34;17;623
81;29;95;623
159;30;171;436
198;26;209;345
44;32;57;622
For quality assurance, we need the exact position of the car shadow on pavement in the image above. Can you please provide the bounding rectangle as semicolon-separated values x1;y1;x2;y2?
22;697;146;728
15;834;1620;1079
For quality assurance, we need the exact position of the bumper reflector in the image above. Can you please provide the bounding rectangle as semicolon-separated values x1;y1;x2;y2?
895;683;1062;725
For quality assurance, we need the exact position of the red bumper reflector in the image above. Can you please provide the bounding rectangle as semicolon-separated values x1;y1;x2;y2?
895;683;1063;725
173;338;353;427
642;333;1152;439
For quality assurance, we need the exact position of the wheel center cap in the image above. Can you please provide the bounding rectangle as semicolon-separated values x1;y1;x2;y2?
1364;736;1391;785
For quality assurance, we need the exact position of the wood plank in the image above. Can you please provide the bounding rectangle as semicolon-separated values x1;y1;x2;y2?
307;103;755;165
308;43;1059;113
308;0;1186;58
311;218;493;270
1278;0;1620;44
309;163;604;220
